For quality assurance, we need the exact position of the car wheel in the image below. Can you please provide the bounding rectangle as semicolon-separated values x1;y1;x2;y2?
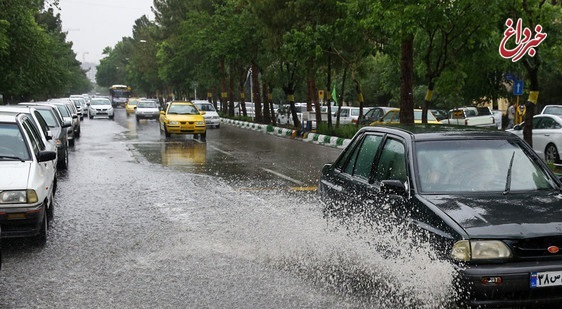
35;209;48;245
545;144;560;163
89;114;93;119
58;147;68;170
109;115;114;120
164;126;170;138
201;132;207;141
68;138;75;147
136;116;140;122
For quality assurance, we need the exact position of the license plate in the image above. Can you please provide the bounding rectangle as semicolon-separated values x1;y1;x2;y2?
7;213;26;220
530;271;562;288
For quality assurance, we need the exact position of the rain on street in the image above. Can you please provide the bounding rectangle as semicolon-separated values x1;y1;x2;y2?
0;108;458;308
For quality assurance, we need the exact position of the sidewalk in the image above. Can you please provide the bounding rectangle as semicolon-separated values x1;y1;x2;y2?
220;118;351;149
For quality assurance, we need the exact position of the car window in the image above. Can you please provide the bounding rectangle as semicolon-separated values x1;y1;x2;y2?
32;110;51;136
416;139;556;192
347;134;384;179
535;117;559;129
36;109;59;128
543;106;562;115
333;134;364;171
373;138;407;183
55;104;71;117
0;123;30;160
381;111;399;122
22;117;45;153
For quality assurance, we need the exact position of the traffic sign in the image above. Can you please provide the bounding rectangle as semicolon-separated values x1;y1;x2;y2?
514;80;524;95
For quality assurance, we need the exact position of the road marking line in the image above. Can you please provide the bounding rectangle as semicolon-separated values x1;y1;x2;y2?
208;145;232;156
261;168;304;185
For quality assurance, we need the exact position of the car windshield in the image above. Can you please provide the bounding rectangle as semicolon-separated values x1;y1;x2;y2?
0;123;30;160
195;103;215;112
168;104;199;115
91;99;110;105
416;139;557;193
137;101;158;108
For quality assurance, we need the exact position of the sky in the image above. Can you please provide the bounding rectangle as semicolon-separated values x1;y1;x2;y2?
56;0;154;64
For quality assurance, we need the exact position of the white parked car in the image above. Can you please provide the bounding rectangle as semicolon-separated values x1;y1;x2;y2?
332;106;370;124
88;97;115;119
506;113;562;163
135;99;160;121
541;105;562;116
192;100;220;128
0;112;57;243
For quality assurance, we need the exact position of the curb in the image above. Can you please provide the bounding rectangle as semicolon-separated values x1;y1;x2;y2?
220;118;351;149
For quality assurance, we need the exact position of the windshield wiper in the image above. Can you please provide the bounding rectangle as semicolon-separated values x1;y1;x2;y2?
0;155;25;162
503;151;515;195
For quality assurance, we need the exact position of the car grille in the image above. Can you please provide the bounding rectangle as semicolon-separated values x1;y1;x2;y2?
507;236;562;260
180;122;194;125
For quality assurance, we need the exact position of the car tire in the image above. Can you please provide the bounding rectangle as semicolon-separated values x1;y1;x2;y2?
545;144;560;164
68;138;75;147
136;116;140;122
89;114;93;119
35;209;48;245
109;115;114;120
201;132;206;141
58;147;68;170
164;126;170;138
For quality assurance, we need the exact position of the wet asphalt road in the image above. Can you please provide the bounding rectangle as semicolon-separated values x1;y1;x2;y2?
0;109;458;309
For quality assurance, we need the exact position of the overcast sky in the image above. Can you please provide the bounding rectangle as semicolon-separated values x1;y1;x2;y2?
56;0;154;64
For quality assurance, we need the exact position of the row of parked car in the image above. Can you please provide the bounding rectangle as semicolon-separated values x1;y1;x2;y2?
0;94;117;248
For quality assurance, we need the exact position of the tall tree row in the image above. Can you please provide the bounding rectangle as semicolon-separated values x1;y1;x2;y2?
98;0;562;129
0;0;91;103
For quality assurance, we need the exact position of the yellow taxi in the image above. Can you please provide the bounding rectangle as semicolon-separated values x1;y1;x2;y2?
159;101;207;140
125;98;140;114
370;108;442;125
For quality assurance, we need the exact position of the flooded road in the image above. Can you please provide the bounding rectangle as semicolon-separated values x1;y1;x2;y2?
0;108;457;308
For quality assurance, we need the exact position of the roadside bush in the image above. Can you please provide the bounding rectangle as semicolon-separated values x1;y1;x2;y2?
315;123;359;139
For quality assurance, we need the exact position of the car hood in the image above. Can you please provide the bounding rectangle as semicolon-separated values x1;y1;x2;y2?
0;161;31;189
421;192;562;238
91;105;112;109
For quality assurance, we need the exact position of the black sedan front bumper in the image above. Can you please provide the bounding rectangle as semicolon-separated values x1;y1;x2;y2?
458;261;562;307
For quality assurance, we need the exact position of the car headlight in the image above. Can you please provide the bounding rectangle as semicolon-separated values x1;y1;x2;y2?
168;121;179;125
196;121;205;125
451;240;512;261
0;190;38;204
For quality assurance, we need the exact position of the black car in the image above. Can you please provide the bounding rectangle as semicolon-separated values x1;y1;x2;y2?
357;106;394;125
319;124;562;307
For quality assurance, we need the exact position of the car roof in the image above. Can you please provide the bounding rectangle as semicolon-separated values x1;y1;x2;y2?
358;124;515;141
0;111;22;122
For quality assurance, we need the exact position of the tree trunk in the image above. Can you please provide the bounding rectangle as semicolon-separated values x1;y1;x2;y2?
219;58;230;116
422;80;435;124
400;34;415;124
262;81;271;124
251;62;262;123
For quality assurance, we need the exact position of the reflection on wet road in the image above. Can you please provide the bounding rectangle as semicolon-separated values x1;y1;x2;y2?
0;108;458;308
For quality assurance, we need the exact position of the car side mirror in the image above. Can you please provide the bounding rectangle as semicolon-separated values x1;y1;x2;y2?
200;111;206;115
62;120;72;128
37;150;57;162
381;179;407;196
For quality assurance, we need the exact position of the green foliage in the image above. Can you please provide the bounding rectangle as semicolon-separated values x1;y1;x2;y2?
0;1;90;102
